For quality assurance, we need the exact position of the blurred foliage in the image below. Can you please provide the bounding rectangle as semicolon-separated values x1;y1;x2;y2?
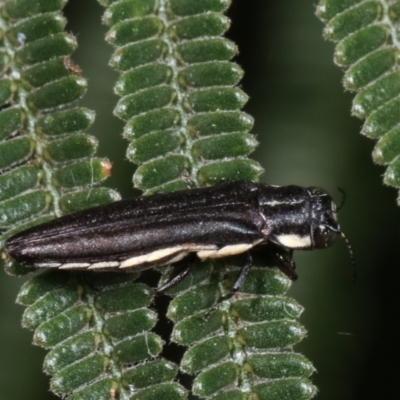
1;1;400;400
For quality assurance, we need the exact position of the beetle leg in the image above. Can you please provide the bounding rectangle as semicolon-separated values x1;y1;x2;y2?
203;252;252;318
156;255;196;294
273;248;298;280
206;253;252;316
231;251;252;292
214;252;253;304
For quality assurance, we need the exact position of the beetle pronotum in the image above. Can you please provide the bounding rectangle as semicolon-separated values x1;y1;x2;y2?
4;180;354;293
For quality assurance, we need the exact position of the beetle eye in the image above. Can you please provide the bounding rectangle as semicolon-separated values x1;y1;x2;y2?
313;225;337;249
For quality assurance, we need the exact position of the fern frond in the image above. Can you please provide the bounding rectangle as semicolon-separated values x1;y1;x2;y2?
100;0;317;399
0;2;156;399
0;2;118;252
17;270;165;399
101;0;263;193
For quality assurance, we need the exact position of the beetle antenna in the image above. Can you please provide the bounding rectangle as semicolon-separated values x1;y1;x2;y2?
337;187;346;211
339;230;356;284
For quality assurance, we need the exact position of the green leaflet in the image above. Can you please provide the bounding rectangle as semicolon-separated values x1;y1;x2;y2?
317;0;400;204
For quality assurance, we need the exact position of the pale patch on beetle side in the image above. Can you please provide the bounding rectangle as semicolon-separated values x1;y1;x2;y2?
37;263;62;268
197;242;257;260
185;244;218;251
275;234;312;249
118;244;218;268
88;261;120;269
331;201;338;220
59;262;91;269
165;251;189;265
119;246;186;268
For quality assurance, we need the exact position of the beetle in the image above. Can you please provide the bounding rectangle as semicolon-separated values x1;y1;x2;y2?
4;180;354;293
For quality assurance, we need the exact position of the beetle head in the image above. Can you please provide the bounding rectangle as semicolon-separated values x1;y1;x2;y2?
308;186;356;282
307;187;339;249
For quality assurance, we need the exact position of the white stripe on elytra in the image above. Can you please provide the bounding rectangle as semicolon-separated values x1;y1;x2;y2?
263;199;304;206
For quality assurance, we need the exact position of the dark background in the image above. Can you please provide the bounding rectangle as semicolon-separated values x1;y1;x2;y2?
1;1;400;399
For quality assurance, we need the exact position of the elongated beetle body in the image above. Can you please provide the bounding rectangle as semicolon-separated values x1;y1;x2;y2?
4;180;353;290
